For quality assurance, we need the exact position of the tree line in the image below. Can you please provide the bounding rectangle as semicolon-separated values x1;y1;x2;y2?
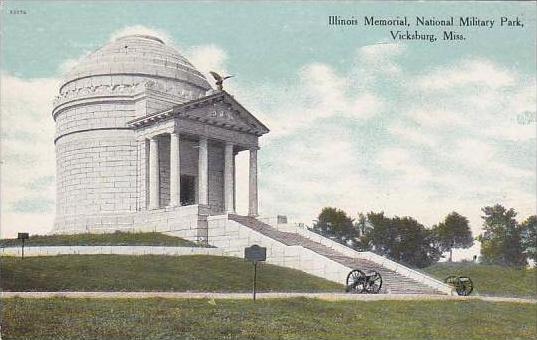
311;204;536;268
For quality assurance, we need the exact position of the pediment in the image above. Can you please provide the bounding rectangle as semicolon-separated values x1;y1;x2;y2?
128;91;269;136
185;101;254;131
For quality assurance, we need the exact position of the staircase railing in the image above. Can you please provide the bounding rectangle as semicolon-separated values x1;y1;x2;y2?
288;224;453;294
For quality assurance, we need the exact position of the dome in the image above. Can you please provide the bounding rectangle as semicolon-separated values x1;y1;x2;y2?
60;34;211;92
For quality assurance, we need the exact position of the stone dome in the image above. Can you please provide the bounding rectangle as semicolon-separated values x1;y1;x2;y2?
60;34;211;93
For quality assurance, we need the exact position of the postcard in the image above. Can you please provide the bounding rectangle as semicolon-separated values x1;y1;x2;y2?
1;1;535;339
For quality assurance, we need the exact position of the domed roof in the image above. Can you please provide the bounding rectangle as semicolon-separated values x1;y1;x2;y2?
61;34;211;91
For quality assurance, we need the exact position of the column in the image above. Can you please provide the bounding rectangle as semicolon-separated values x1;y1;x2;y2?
198;137;208;205
233;151;237;212
224;142;234;213
169;132;181;206
148;137;160;209
248;148;258;216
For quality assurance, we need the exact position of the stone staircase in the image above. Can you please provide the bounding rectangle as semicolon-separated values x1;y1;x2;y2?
229;214;445;295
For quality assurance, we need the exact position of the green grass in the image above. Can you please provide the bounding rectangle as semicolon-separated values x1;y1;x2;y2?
0;255;342;292
0;231;207;247
1;298;535;339
423;262;537;298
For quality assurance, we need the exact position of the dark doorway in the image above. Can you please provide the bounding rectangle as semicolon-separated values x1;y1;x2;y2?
180;175;196;206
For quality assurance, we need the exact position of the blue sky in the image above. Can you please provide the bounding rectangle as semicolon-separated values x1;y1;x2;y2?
1;1;536;259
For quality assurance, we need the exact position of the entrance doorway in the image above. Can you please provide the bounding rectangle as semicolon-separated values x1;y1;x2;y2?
180;175;196;206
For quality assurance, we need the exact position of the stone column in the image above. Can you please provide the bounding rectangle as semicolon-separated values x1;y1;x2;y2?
198;137;208;205
148;137;160;209
169;132;181;206
233;151;237;212
248;148;258;217
224;142;234;213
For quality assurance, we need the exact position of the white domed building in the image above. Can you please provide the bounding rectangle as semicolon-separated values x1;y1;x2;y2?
52;35;268;240
49;34;453;294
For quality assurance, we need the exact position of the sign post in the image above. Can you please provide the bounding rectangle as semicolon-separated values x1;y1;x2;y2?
244;244;267;301
18;233;29;259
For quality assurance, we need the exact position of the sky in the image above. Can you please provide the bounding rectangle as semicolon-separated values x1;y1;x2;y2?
1;1;536;260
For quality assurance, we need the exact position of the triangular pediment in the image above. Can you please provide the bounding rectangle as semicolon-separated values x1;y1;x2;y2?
180;91;269;135
128;90;269;136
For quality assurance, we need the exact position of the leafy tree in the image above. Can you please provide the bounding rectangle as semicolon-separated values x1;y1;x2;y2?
311;207;358;247
366;212;441;268
520;215;537;263
433;212;473;262
478;204;526;267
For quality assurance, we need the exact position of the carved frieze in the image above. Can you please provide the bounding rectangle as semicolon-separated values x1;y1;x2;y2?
54;80;207;108
53;83;143;107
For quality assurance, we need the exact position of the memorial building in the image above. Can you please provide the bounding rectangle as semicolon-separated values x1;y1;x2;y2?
52;35;268;239
50;34;451;294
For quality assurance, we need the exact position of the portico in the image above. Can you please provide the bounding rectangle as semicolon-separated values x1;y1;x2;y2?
130;90;268;217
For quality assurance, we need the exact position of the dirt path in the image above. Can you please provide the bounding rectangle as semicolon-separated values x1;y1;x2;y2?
2;292;535;304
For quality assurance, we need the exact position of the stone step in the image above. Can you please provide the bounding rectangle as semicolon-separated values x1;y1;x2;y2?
228;214;444;295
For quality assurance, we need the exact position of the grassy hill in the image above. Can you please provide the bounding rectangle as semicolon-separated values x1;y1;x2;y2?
0;231;207;247
423;262;536;298
2;298;535;339
1;255;342;292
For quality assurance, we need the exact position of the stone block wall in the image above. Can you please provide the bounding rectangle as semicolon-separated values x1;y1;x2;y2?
54;130;138;229
1;246;224;257
157;135;171;207
53;204;206;242
208;143;224;214
207;215;351;285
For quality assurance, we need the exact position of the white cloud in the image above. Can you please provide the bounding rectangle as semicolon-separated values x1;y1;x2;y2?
357;43;406;76
257;127;371;222
416;59;515;91
108;25;174;45
58;51;91;76
388;124;436;147
406;108;469;129
185;44;229;84
1;74;58;238
376;148;432;183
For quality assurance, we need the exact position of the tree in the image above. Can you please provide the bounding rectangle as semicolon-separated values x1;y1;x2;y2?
478;204;526;267
433;212;473;262
311;207;358;247
520;215;537;263
366;212;441;268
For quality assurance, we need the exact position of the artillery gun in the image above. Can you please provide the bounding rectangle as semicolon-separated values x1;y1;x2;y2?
444;275;474;296
345;269;383;294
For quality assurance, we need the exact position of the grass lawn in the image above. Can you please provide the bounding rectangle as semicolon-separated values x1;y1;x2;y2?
0;231;206;247
0;255;342;292
424;262;537;298
1;298;535;339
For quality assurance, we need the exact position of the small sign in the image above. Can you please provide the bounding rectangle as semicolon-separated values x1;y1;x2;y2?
245;244;266;262
18;232;29;259
18;233;29;240
244;244;267;302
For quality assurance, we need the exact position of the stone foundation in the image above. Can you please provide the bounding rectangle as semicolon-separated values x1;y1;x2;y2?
53;204;209;243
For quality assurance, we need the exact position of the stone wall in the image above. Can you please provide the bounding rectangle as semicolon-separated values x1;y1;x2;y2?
54;204;207;243
206;215;351;285
1;246;223;257
54;130;138;226
208;143;224;214
157;135;171;207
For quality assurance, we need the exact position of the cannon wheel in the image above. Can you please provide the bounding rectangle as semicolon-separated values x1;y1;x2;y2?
346;269;366;293
457;276;473;296
364;270;383;294
444;275;473;296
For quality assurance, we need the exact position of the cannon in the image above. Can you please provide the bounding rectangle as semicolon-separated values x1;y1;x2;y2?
444;275;473;296
345;269;383;294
